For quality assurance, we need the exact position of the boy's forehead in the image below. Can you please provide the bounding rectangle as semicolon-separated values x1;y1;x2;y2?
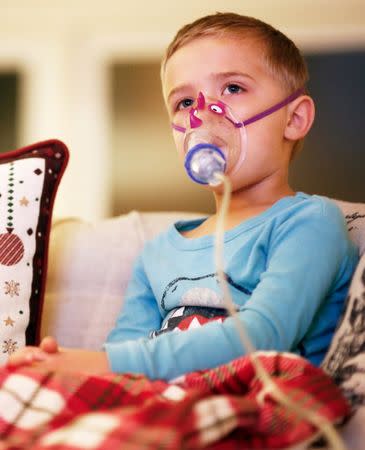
163;35;268;95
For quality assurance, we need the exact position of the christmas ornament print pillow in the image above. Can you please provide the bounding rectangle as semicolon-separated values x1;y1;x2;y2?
0;140;68;363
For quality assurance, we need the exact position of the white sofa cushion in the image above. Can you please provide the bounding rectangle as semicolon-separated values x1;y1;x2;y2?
41;211;199;349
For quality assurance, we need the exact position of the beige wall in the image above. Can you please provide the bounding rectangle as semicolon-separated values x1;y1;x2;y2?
2;1;365;34
111;63;215;215
0;1;364;220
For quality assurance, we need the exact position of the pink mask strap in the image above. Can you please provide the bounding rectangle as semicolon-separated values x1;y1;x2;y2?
172;123;186;132
238;87;305;127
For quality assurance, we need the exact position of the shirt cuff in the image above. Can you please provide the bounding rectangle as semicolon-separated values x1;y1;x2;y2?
104;339;151;377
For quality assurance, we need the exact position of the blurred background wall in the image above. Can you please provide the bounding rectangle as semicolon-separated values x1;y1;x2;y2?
0;0;364;220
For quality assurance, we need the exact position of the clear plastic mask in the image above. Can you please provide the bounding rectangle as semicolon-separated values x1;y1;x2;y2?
171;88;305;185
172;92;247;185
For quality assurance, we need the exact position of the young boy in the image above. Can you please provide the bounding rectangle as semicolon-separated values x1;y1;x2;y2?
8;12;358;380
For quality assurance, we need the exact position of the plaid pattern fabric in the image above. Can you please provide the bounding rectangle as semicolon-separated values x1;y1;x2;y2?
0;352;349;449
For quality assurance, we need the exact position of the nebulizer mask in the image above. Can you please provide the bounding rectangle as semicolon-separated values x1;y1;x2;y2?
172;88;304;186
170;88;346;450
172;91;247;186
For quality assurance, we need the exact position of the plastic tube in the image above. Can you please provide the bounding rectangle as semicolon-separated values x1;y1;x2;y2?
213;172;346;450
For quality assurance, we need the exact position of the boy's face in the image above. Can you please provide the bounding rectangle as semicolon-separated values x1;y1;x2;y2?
162;35;294;192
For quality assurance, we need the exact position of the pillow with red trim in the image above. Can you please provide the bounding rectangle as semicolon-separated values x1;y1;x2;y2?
0;139;68;364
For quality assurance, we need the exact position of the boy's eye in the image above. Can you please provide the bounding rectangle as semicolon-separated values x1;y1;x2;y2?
224;84;244;94
176;98;194;110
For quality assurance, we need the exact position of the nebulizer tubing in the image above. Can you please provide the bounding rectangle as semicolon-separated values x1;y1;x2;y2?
212;172;346;450
180;92;346;448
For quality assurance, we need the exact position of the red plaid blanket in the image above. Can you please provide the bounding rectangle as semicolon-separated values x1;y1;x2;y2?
0;352;349;449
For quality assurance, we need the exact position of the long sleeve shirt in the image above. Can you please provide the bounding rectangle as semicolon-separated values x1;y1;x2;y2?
104;193;359;380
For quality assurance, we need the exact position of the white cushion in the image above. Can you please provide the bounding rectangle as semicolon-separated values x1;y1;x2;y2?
41;211;199;349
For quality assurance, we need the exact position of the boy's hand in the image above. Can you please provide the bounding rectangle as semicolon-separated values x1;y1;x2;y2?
6;336;59;368
7;335;110;374
7;337;110;375
40;335;59;354
29;348;111;374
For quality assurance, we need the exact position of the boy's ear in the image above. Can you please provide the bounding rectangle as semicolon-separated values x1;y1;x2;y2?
284;95;315;141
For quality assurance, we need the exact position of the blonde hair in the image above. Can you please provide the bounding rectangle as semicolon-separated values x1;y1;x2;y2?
162;12;308;94
161;13;309;158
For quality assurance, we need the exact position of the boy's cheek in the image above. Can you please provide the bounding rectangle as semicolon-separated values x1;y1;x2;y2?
172;132;185;158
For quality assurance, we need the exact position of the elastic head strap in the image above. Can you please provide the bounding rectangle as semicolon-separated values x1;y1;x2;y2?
172;123;187;132
240;87;306;127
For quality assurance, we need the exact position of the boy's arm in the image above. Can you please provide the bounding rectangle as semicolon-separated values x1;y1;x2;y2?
7;254;161;373
7;337;110;374
104;201;358;380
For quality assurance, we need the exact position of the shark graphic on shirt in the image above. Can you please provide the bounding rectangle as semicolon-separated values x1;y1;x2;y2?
150;272;251;338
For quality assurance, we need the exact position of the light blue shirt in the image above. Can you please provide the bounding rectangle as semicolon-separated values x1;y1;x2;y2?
105;193;358;380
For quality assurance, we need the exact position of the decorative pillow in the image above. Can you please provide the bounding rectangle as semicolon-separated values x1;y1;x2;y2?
0;139;68;364
321;251;365;448
333;199;365;256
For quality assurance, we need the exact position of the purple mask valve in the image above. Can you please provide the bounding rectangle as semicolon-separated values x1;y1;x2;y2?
184;143;227;185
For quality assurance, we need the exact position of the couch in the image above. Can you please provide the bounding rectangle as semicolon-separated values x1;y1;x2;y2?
2;139;364;448
40;201;365;449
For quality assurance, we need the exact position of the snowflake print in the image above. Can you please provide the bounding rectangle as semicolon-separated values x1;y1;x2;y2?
2;339;18;355
4;280;20;297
